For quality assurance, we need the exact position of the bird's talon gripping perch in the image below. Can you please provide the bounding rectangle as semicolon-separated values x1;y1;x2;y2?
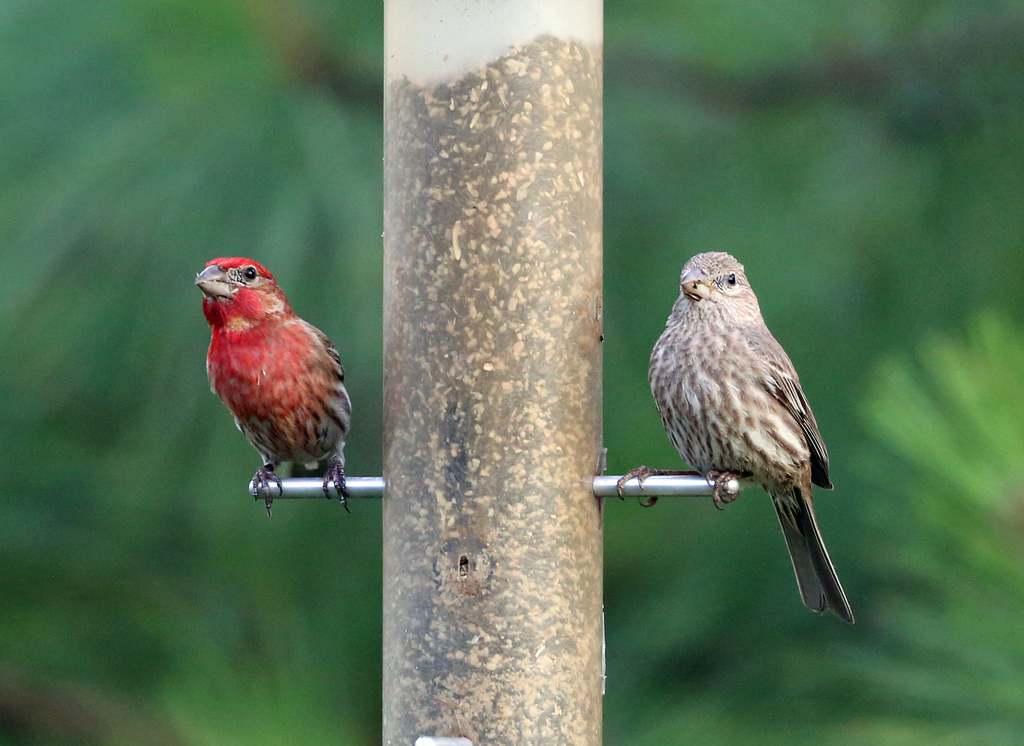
253;465;282;517
615;466;653;499
707;470;742;510
616;466;661;507
323;457;350;513
617;467;702;506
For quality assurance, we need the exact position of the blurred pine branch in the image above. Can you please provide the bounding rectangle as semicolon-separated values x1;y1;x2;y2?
866;312;1024;567
608;13;1024;141
861;312;1024;736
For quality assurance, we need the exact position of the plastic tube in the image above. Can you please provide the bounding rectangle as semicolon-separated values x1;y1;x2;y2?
383;1;603;742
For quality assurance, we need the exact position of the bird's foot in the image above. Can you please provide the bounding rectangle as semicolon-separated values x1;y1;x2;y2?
707;470;744;510
616;466;661;506
323;456;349;513
617;467;700;507
253;465;282;517
617;466;654;497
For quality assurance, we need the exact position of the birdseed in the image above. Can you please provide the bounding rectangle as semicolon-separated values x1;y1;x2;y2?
383;34;603;746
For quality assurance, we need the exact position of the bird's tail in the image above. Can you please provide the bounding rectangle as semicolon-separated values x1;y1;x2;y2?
771;487;854;623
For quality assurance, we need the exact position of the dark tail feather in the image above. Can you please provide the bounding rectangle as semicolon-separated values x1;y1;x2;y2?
772;488;854;624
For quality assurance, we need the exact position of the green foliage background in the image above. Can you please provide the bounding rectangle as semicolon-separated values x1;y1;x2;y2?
2;0;1024;743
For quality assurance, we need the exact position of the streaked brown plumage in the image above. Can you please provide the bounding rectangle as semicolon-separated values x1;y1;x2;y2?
628;251;853;623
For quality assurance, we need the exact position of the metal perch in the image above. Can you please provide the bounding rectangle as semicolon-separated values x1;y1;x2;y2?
249;474;752;501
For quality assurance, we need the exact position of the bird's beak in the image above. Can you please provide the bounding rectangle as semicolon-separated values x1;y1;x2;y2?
680;267;712;301
196;265;233;298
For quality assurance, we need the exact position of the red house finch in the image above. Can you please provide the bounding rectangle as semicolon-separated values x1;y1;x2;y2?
621;252;853;623
196;258;351;516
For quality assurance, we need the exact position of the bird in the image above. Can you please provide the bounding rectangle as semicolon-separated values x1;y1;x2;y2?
619;251;853;623
196;257;351;516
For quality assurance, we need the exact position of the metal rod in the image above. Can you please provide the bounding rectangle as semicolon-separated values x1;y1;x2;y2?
596;474;753;497
249;474;753;500
248;476;384;500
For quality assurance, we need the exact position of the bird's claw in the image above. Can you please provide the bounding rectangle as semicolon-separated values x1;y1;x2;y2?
616;466;659;507
708;470;742;510
323;457;350;513
253;465;282;517
616;466;651;496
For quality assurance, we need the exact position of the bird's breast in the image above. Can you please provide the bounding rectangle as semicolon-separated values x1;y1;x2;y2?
648;317;809;485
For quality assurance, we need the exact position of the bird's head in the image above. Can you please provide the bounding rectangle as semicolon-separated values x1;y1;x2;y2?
673;251;762;321
196;257;293;332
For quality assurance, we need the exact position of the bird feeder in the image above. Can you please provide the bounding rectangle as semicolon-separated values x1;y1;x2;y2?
383;0;604;743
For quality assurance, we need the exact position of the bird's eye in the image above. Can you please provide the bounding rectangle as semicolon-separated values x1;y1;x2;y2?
243;266;258;281
727;273;737;286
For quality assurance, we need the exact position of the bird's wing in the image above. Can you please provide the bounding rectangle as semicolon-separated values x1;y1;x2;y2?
306;322;352;437
309;326;345;384
746;326;832;489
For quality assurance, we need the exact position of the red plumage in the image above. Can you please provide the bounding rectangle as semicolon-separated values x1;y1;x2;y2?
197;257;351;515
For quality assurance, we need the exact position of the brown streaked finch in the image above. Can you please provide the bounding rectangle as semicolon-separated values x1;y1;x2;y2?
620;251;853;623
196;258;351;516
